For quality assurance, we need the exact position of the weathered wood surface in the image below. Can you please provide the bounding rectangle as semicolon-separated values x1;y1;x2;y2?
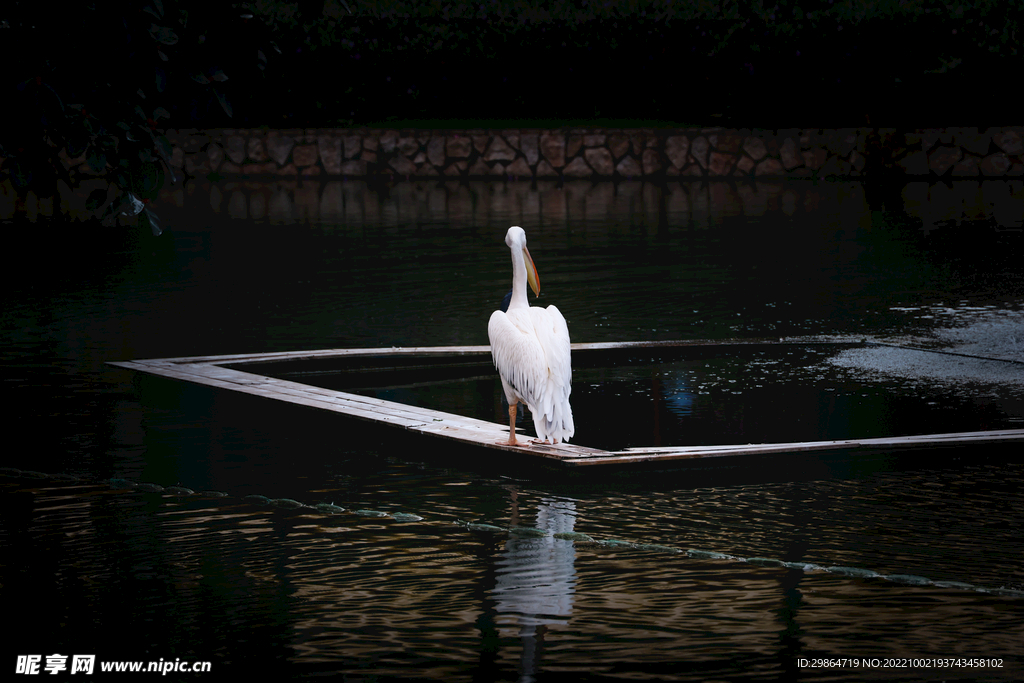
109;340;1024;468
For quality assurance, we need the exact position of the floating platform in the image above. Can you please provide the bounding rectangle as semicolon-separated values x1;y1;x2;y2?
109;340;1024;468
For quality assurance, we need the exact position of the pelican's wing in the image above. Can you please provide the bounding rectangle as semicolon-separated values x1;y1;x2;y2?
488;309;547;405
526;305;575;443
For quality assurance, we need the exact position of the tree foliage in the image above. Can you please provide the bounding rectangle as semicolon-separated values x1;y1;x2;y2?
1;1;273;232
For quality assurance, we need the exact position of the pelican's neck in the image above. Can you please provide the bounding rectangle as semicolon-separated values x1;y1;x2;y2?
508;246;530;310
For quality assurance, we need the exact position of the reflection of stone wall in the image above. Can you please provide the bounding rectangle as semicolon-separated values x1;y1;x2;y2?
167;127;1024;180
152;178;1024;232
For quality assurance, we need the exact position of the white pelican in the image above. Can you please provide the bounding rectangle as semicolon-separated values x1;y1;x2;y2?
488;226;574;446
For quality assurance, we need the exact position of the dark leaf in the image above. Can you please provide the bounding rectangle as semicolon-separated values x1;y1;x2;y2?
157;50;168;61
191;72;210;84
9;159;33;190
132;161;164;200
149;24;178;45
87;152;108;172
214;88;233;117
97;134;119;150
154;134;173;161
66;133;89;157
143;0;164;19
85;188;107;211
144;207;162;236
155;67;166;93
153;107;171;120
210;70;228;82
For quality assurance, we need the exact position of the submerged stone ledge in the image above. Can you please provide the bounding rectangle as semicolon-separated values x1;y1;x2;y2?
166;126;1024;181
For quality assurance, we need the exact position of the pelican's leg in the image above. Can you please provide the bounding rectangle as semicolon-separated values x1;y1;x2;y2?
504;401;528;447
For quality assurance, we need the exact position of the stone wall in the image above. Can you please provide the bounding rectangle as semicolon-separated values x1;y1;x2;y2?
168;127;1024;181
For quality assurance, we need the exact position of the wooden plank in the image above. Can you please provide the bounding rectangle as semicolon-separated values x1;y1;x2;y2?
108;341;1024;468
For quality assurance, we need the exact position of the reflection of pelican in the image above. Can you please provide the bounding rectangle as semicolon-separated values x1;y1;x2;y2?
488;227;574;446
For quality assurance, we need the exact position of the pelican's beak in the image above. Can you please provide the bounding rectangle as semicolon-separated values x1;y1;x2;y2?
523;247;540;297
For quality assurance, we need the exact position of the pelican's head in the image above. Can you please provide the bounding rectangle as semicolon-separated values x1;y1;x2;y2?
505;226;540;297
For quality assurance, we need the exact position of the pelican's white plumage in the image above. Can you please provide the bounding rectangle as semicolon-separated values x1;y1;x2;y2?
488;227;574;445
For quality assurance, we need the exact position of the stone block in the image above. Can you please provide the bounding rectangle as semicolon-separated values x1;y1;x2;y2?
247;137;267;162
742;136;767;161
363;136;379;152
708;152;735;176
507;157;532;177
566;135;583;158
502;130;520;150
207;143;224;171
266;135;295;165
340;160;367;176
446;135;472;158
584;148;614;176
343;135;362;159
467;158;493;176
472;135;489;154
980;153;1011;176
443;160;467;176
642;149;661;175
225;135;246;164
920;129;940;152
615;156;642;178
779;137;802;170
835;129;860;156
690;136;710;168
220;162;241;175
319;136;342;174
584;134;606;146
665;136;690;168
389;155;417;176
397;137;419;156
951;156;980;176
956;128;990;156
803;148;827;170
292;144;318;167
819;155;852;177
422;137;443;167
379;131;398;154
928;146;962;175
484;137;517;162
716;133;743;154
300;164;321;176
276;163;297;176
415;164;439;176
898;151;929;175
184;154;209;175
183;133;208;154
563;156;593;178
536;159;559;177
849;149;866;171
360;150;377;164
608;134;630;160
992;129;1023;155
681;164;703;177
755;158;785;176
520;133;539;165
735;155;755;175
540;134;565;168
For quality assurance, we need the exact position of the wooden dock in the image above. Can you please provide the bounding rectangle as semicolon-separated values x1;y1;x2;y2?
109;341;1024;467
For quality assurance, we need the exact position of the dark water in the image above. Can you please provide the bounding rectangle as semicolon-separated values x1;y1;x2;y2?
3;178;1024;681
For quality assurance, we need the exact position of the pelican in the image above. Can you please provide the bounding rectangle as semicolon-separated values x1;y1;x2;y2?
488;226;574;446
